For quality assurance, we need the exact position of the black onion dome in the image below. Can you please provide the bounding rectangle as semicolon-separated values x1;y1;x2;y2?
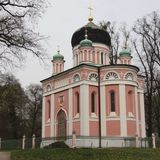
71;21;111;48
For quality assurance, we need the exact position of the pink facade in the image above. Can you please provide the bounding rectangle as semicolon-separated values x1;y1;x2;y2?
41;17;146;147
106;121;120;136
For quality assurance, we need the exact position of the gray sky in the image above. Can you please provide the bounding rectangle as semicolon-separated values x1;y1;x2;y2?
15;0;160;88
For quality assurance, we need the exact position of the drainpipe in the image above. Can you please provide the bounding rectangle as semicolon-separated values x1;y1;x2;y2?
98;66;101;148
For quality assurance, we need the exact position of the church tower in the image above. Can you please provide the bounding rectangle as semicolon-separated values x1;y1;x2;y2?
119;48;132;65
72;15;111;66
52;49;65;75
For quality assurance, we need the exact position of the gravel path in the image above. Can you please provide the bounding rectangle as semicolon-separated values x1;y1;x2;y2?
0;152;10;160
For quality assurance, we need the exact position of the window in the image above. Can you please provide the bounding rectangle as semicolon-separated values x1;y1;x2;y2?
75;92;79;113
106;72;119;80
125;73;133;80
48;100;51;119
101;52;103;64
110;91;115;112
91;92;95;113
47;85;51;92
128;91;133;113
73;74;80;82
89;73;98;81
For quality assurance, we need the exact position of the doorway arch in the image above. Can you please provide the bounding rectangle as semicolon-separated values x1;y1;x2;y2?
57;110;67;140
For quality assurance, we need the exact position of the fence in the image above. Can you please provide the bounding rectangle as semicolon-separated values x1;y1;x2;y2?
0;134;160;150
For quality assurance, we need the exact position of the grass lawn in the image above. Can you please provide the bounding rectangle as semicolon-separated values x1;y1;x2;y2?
11;148;160;160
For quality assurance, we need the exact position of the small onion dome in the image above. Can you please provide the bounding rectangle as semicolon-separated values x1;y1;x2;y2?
80;29;92;47
71;20;111;48
119;48;131;57
80;38;92;47
52;50;64;61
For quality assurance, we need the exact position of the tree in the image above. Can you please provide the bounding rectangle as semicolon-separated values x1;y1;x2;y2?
99;21;130;64
0;73;27;138
132;11;160;137
100;21;120;64
0;0;48;70
25;84;43;137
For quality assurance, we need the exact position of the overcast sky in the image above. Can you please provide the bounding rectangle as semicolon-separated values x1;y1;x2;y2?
14;0;160;88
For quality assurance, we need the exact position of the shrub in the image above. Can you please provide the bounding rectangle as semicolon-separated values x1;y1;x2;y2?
44;141;69;149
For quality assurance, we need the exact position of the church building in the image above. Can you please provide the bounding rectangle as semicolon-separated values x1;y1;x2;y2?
41;14;146;147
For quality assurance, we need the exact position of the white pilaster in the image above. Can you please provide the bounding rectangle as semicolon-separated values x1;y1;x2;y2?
78;54;80;65
69;88;73;136
140;92;146;137
90;52;93;62
100;85;106;136
95;52;97;64
42;97;45;138
79;52;81;63
98;52;102;64
86;51;89;61
119;84;127;136
50;94;55;137
80;84;89;136
135;87;140;136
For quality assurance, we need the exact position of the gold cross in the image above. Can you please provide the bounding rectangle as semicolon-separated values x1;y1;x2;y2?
88;6;93;17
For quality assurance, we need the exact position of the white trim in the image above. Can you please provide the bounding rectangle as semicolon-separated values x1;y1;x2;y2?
43;80;139;97
135;87;140;136
80;84;89;136
68;88;73;135
42;97;45;138
50;94;55;137
119;84;127;136
106;118;120;121
100;85;106;136
101;80;138;87
140;92;146;137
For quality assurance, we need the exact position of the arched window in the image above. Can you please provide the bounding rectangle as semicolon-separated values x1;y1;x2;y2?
110;91;115;112
75;92;79;113
91;92;95;113
76;54;78;65
48;100;51;119
89;73;98;81
106;72;119;80
101;52;103;64
128;91;133;113
125;73;133;81
47;85;51;92
73;74;80;82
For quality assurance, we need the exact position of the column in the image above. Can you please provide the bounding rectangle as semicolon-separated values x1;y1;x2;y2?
50;94;55;137
80;84;89;135
140;92;146;137
69;88;73;136
103;53;105;65
42;97;45;138
79;52;81;63
95;52;97;64
119;84;127;136
101;85;106;136
90;52;93;62
135;87;140;136
86;50;89;61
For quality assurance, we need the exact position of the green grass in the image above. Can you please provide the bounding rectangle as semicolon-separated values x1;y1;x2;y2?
11;148;160;160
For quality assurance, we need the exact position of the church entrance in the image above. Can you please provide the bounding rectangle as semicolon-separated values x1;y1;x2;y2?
57;110;66;140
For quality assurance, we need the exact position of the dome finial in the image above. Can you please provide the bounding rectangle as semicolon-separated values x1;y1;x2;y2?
88;5;93;22
57;45;60;54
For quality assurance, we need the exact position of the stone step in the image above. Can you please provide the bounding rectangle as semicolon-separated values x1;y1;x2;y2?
0;152;10;160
